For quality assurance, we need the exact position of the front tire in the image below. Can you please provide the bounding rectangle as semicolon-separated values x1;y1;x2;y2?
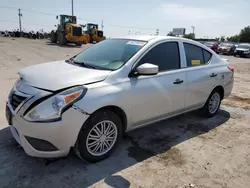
200;89;222;118
74;110;123;162
76;42;82;46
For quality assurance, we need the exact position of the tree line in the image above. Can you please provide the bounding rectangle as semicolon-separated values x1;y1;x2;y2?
215;26;250;42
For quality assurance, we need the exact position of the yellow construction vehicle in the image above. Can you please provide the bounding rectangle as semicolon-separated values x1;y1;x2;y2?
50;15;84;46
82;23;105;44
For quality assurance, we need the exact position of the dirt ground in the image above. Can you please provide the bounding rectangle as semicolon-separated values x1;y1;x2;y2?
0;37;249;188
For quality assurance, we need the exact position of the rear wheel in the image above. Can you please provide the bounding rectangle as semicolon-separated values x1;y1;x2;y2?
58;32;66;45
74;110;123;162
200;89;222;118
50;31;57;43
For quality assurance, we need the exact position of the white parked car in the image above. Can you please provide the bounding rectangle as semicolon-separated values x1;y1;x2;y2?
233;43;250;58
6;36;234;162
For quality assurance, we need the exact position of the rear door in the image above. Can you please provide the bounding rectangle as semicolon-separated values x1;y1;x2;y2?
182;42;217;110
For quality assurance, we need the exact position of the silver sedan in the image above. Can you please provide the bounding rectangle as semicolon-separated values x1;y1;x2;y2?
6;36;234;162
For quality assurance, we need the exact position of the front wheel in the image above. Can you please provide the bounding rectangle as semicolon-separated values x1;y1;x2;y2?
76;42;82;46
200;89;222;118
74;110;123;162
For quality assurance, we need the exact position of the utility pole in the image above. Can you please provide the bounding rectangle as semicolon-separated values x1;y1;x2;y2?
18;9;22;32
155;29;159;36
101;20;104;31
71;0;74;16
191;26;195;35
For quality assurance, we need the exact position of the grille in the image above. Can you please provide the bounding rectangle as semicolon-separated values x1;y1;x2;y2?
10;93;26;110
237;50;244;55
72;27;82;36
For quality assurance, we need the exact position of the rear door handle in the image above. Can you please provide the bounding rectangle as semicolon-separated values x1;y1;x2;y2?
210;73;217;77
173;79;184;84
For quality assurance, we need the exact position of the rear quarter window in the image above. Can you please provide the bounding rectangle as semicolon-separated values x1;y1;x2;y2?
203;49;212;63
184;43;212;67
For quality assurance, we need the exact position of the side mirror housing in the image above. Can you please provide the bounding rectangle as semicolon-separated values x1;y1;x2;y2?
132;63;158;76
56;15;58;19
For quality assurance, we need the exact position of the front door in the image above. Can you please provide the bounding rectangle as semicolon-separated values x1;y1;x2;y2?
129;41;187;126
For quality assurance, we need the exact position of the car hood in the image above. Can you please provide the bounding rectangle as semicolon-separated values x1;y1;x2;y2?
236;48;249;51
219;46;231;49
19;60;111;91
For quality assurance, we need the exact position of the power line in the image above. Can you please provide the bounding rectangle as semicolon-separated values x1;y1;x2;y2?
0;6;57;16
0;6;171;34
0;6;17;10
0;19;18;23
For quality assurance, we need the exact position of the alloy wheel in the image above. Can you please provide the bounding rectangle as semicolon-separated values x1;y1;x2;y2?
86;120;118;156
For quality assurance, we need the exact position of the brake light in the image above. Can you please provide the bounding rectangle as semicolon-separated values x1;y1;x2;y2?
227;66;234;72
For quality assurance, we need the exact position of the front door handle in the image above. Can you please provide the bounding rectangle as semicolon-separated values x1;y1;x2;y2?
173;79;184;84
210;73;217;77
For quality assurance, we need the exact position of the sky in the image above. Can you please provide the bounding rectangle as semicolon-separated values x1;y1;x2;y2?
0;0;249;38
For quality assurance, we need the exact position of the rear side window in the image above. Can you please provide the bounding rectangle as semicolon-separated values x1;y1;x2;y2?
138;42;180;72
184;43;212;67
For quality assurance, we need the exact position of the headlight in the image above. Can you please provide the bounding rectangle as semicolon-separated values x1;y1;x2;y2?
24;86;87;122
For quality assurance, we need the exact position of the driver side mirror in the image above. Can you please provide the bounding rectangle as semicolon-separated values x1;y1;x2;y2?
56;16;58;19
130;63;159;77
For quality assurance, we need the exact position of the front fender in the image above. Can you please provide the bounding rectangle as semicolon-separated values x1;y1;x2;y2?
74;83;132;124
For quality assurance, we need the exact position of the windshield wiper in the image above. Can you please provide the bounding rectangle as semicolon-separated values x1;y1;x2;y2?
66;58;96;69
73;61;96;69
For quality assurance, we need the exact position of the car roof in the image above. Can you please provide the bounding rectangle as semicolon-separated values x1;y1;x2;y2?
113;35;208;46
112;35;181;42
112;35;213;49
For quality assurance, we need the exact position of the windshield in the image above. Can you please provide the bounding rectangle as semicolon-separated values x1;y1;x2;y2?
204;42;215;46
73;39;146;70
237;44;250;49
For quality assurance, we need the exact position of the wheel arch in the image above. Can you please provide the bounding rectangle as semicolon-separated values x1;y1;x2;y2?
91;105;128;133
212;85;224;100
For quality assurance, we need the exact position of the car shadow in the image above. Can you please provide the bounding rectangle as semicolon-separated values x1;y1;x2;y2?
0;109;230;187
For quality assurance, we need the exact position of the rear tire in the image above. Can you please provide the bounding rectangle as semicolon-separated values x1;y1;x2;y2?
58;32;66;45
50;31;57;43
200;89;222;118
74;110;123;162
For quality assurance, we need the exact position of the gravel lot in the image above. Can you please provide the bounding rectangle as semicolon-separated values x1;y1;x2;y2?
0;37;250;188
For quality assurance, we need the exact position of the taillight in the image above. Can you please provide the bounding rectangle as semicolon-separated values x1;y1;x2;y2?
227;66;234;72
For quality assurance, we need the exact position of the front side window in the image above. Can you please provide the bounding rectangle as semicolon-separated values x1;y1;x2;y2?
137;42;180;72
184;43;212;67
73;39;146;70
